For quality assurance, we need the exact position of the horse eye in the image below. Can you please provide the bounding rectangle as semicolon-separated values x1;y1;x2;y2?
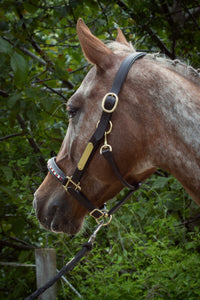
67;106;78;119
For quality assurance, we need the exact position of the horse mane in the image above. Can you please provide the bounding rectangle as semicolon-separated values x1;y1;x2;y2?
107;41;200;88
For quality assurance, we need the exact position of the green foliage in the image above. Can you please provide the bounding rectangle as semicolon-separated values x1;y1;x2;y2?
0;1;200;299
55;176;200;299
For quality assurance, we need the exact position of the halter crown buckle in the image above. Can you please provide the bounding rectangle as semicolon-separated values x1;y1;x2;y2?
102;93;119;113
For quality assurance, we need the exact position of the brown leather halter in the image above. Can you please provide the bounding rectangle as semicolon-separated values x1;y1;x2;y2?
47;52;146;224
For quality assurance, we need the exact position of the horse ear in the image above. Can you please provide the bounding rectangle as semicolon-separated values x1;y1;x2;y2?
77;18;113;68
116;28;130;46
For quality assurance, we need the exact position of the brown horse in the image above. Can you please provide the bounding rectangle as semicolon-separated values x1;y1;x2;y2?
33;19;200;234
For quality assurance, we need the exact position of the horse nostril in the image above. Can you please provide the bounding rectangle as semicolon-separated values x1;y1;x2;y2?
51;205;58;212
49;202;59;213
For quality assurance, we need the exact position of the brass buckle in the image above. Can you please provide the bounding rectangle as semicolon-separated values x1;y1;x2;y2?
102;93;119;113
89;209;112;226
64;176;81;191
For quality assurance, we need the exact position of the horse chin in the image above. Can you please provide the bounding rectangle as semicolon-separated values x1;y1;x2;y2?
49;216;84;235
37;213;84;235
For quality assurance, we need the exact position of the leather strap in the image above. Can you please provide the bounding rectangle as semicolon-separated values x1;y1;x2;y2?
71;52;146;185
48;157;67;184
67;187;103;218
102;149;139;190
47;52;146;218
110;52;147;95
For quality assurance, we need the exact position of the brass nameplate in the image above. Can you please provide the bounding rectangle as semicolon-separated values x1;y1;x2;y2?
78;142;94;171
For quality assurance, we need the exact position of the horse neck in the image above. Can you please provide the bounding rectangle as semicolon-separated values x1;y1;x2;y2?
129;60;200;203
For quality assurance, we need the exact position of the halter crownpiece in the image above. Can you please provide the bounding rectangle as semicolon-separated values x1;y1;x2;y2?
48;52;146;223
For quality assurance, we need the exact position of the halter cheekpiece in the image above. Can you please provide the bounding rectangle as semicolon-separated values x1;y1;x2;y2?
47;52;146;224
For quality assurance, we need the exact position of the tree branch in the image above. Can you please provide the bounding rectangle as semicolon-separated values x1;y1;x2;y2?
0;262;36;267
29;36;55;68
116;0;174;58
36;79;68;102
17;114;47;174
0;89;9;97
0;240;35;250
0;132;24;142
13;8;74;90
29;36;74;89
2;36;47;66
182;2;200;30
0;234;36;250
97;0;113;39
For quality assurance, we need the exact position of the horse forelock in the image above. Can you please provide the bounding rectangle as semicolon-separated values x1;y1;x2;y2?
106;41;135;55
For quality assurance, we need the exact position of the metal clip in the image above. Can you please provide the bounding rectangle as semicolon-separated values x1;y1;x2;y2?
100;121;112;154
88;221;104;244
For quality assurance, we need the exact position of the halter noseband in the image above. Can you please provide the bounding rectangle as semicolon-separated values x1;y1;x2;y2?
47;52;146;223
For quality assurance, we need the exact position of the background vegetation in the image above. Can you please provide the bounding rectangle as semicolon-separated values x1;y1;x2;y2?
0;0;200;299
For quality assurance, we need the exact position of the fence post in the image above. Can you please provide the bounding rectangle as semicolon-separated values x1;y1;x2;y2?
35;248;57;300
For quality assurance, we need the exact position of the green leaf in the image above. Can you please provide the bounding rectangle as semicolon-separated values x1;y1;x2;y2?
23;3;38;14
0;37;13;55
10;52;28;86
0;21;9;32
0;166;13;181
152;176;170;189
7;93;21;108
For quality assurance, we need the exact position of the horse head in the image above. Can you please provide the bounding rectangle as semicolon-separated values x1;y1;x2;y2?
33;19;200;234
33;19;156;234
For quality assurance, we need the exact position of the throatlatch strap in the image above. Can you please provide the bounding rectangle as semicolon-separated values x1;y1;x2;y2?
102;149;140;190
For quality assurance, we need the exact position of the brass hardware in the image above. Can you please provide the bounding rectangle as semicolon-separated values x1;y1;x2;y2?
89;209;113;226
77;142;94;171
64;176;81;191
100;121;112;154
100;144;112;154
105;121;112;135
89;208;104;220
102;93;119;113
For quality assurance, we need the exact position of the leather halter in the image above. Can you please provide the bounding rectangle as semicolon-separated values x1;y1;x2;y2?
47;52;146;223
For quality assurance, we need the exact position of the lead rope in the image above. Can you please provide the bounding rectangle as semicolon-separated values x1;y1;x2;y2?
24;221;104;300
25;186;141;299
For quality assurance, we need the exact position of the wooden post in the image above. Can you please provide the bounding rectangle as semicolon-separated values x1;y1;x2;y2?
35;248;57;300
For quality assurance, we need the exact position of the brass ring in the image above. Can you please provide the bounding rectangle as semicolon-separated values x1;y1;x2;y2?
106;121;112;135
96;120;112;134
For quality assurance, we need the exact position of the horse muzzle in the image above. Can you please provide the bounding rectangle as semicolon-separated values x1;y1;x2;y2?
33;190;84;235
